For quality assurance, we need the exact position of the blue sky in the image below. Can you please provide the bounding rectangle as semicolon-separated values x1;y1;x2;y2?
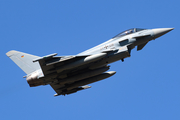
0;0;179;120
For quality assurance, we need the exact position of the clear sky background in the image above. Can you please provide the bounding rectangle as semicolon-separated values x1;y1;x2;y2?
0;0;179;120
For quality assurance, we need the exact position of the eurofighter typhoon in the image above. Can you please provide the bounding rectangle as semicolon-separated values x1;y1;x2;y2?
6;28;173;96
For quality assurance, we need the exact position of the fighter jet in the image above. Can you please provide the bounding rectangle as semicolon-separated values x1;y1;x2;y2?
6;28;173;96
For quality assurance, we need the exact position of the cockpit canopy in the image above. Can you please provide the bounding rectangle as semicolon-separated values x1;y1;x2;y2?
113;28;145;38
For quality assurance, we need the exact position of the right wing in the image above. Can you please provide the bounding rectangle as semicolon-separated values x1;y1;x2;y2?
50;70;115;96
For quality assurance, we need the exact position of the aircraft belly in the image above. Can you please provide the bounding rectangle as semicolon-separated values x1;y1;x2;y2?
109;51;130;63
90;50;130;69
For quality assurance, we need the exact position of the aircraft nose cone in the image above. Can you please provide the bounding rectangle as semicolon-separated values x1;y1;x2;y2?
153;28;174;39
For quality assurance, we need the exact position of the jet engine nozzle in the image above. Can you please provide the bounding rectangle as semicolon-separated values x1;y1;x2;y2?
153;28;174;39
26;71;43;87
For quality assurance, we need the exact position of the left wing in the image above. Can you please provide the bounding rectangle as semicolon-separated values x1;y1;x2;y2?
33;54;89;76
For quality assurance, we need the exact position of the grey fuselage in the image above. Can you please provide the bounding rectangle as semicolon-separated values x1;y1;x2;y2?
75;28;173;70
78;29;152;67
6;28;173;96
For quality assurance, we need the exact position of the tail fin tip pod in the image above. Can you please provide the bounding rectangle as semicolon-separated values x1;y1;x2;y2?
6;50;41;75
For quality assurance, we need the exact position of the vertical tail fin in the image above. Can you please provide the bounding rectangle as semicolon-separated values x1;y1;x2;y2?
6;50;41;75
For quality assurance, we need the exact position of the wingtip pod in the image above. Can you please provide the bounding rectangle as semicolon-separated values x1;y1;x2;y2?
54;85;92;96
54;93;59;96
107;71;116;75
